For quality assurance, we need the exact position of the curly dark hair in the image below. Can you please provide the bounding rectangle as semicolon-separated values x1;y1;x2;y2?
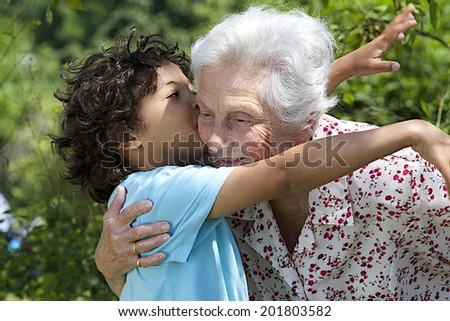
51;33;191;203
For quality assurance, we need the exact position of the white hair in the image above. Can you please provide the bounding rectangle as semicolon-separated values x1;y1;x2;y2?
191;5;338;132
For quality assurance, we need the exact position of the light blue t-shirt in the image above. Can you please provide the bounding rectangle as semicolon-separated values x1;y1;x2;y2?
110;165;248;301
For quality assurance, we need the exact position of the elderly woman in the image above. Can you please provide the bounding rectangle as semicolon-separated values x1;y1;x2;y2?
95;5;450;300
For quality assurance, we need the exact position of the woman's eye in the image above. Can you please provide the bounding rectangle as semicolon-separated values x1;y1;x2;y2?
234;118;251;125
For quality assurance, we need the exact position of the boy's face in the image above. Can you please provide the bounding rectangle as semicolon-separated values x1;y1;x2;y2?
132;62;204;169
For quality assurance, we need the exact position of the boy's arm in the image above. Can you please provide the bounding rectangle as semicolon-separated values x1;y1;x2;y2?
327;4;417;93
209;120;450;218
94;186;170;297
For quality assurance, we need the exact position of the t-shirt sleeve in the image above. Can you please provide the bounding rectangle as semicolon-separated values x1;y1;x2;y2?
129;166;235;263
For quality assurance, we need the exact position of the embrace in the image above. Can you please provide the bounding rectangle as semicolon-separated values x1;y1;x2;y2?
53;4;450;300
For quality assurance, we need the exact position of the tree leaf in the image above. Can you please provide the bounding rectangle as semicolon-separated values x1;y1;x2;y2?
343;91;355;105
67;0;85;10
45;6;53;24
420;100;431;118
428;0;438;29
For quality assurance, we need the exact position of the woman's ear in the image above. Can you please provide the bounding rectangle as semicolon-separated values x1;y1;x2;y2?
295;119;318;143
295;127;314;144
308;119;318;137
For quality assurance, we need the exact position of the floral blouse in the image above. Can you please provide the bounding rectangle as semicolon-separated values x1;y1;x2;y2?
227;114;450;300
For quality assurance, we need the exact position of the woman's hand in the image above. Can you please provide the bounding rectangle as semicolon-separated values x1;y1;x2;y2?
94;186;170;297
328;4;417;92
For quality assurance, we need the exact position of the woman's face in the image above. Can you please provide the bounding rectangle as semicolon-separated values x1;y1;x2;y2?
197;67;301;167
132;62;205;169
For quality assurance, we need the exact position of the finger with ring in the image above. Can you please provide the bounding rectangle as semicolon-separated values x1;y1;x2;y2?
132;242;139;255
136;257;141;268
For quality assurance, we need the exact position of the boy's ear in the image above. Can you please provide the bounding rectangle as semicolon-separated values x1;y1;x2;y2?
122;133;142;151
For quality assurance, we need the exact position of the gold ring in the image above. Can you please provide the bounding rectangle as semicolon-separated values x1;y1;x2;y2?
136;257;141;268
132;242;138;255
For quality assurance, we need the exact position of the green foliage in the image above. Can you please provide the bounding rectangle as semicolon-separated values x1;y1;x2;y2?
0;0;448;300
324;0;449;131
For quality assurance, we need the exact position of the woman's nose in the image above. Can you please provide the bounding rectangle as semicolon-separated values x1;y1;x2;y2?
207;121;239;152
205;131;226;153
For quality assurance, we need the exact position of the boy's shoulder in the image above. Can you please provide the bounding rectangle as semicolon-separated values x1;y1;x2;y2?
127;164;234;182
112;165;208;201
126;165;205;181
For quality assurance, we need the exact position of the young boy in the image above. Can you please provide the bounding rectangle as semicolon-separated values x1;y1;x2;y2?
52;33;450;300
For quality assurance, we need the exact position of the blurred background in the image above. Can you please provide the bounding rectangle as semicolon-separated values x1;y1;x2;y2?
0;0;448;300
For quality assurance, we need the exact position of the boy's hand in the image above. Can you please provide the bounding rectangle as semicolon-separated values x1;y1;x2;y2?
409;121;450;192
348;3;417;77
328;4;417;92
94;186;170;297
